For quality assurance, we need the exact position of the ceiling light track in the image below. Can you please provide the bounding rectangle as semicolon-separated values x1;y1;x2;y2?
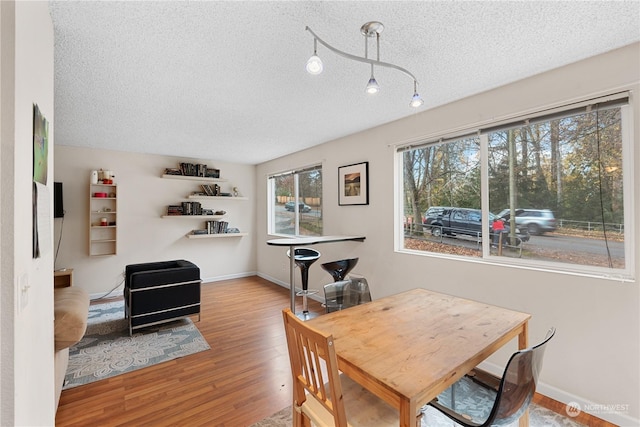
305;23;424;108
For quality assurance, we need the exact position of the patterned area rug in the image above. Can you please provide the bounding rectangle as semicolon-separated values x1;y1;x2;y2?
63;300;210;390
251;401;583;427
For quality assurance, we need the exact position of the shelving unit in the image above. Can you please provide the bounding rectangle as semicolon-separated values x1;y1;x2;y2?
186;232;248;239
89;183;117;256
161;215;225;219
187;195;248;201
161;172;247;239
162;174;227;183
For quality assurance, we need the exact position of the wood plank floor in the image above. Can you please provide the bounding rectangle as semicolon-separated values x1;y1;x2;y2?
56;276;610;427
56;276;324;427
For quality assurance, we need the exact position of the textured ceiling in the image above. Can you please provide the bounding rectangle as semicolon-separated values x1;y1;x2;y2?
49;1;640;165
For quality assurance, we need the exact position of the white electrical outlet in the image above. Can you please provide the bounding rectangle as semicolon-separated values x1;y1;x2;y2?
18;274;30;312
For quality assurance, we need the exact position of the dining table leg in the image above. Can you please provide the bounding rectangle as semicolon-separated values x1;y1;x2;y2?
399;399;419;427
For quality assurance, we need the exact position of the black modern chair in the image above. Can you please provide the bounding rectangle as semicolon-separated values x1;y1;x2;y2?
321;257;359;282
287;248;321;319
425;328;555;427
323;277;372;313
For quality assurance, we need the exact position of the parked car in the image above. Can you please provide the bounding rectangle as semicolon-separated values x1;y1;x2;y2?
422;206;454;231
427;207;529;244
497;208;556;235
284;201;312;212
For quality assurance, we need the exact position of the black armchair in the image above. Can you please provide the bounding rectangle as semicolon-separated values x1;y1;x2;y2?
124;260;201;335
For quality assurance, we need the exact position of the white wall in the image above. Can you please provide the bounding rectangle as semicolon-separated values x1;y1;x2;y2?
256;43;640;425
53;146;257;296
1;1;56;425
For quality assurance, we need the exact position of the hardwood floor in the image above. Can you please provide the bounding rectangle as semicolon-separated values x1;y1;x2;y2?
56;276;324;427
57;276;609;427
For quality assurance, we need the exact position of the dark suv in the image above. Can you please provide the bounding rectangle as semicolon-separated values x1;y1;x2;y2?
497;208;556;235
422;206;454;231
424;207;530;244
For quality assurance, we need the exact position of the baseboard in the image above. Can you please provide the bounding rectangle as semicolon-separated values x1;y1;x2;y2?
477;360;637;426
89;271;258;301
201;271;257;283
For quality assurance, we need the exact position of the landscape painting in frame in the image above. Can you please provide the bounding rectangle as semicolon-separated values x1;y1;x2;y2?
338;161;369;206
33;104;49;185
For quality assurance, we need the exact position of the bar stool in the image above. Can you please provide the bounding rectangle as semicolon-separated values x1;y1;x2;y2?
287;248;321;319
320;257;359;282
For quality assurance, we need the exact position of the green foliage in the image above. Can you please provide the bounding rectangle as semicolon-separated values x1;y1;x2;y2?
404;108;624;224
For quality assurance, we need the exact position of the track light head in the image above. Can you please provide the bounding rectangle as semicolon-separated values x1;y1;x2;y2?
306;38;324;75
410;92;424;108
366;77;380;94
409;80;424;108
306;55;323;75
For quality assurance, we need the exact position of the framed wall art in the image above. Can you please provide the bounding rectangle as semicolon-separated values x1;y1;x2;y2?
338;161;369;206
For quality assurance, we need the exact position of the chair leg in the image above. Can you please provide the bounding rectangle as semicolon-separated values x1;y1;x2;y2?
292;404;308;427
292;405;302;427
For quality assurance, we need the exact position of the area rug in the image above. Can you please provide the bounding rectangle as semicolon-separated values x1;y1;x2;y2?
63;300;210;390
251;402;582;427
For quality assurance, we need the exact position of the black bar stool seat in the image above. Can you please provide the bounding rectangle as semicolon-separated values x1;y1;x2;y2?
321;257;359;282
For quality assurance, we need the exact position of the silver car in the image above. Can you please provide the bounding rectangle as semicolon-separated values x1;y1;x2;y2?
497;208;557;235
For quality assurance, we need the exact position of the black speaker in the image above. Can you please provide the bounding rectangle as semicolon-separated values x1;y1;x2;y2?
54;182;64;218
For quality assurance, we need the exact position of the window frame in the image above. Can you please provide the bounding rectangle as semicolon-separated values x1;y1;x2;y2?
395;93;635;281
268;163;323;237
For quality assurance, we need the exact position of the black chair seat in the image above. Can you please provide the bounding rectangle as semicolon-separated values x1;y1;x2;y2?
321;257;359;282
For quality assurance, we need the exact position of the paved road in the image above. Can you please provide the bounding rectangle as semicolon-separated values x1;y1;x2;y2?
419;230;624;260
527;234;624;258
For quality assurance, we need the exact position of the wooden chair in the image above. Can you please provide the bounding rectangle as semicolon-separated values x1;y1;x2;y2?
425;328;555;427
282;308;398;427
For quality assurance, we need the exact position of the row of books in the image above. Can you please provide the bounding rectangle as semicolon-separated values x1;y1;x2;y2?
166;201;203;216
207;220;228;234
180;163;208;177
166;163;221;178
201;184;221;196
191;221;231;234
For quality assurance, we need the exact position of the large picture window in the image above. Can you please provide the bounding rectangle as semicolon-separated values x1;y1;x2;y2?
269;165;322;236
400;95;632;278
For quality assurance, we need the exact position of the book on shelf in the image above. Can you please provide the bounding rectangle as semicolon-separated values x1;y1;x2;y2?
167;205;183;215
201;184;213;196
176;201;202;215
179;162;209;177
206;220;229;234
164;168;182;175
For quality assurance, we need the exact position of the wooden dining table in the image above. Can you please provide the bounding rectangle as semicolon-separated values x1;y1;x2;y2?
306;288;531;427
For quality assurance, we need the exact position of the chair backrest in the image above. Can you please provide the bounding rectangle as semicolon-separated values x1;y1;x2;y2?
349;277;372;305
282;308;349;427
323;280;351;313
323;278;372;313
489;328;556;425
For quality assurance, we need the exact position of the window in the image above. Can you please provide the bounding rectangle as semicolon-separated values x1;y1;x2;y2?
269;165;322;236
400;94;632;278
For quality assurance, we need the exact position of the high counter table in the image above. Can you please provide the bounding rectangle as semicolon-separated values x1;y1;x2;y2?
267;235;366;315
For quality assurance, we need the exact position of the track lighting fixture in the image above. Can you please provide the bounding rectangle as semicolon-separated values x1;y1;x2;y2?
305;38;323;75
305;22;423;108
